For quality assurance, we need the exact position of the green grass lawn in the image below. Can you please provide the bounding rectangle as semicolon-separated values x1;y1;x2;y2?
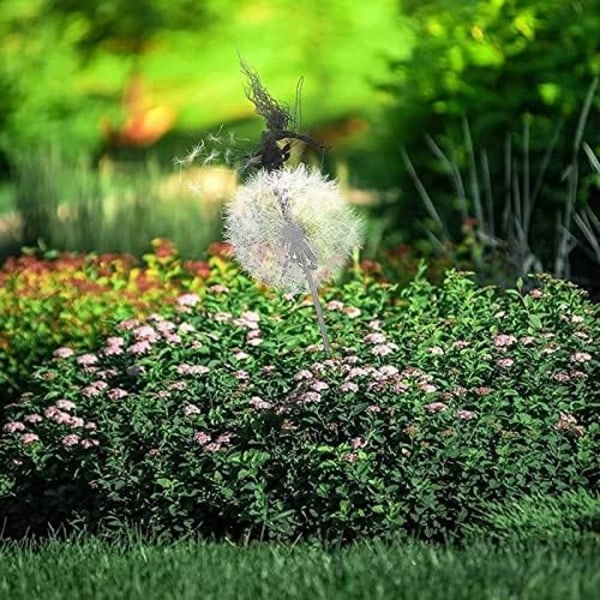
0;535;598;600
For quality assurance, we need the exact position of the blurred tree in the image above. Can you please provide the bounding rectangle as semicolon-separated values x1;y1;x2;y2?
44;0;225;56
374;0;600;249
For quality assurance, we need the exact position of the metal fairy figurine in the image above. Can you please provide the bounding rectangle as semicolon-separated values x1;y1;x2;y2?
240;59;326;173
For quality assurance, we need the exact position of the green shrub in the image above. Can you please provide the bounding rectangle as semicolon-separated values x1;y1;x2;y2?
0;268;598;545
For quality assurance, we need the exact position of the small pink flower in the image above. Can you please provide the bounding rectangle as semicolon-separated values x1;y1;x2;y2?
298;391;321;404
474;386;492;396
183;403;202;416
346;367;369;380
97;368;118;380
82;381;108;398
497;358;514;368
117;318;140;331
134;325;159;341
103;345;123;356
178;322;196;334
452;340;469;350
3;421;26;433
520;336;536;346
234;316;260;330
570;352;592;363
378;365;400;378
216;433;232;445
494;334;517;348
77;353;98;366
55;399;76;411
20;433;40;445
371;344;397;356
106;336;125;347
108;388;128;401
154;320;177;334
311;380;329;391
368;319;383;330
343;355;361;365
425;402;448;413
80;438;99;449
451;386;468;397
364;332;387;345
62;434;80;447
68;416;85;428
429;346;445;356
53;347;74;359
177;363;210;376
392;381;409;394
339;381;359;394
203;442;222;452
241;310;260;323
249;397;273;410
529;289;543;299
294;369;314;381
455;409;476;420
214;312;232;322
168;381;188;391
570;370;587;380
84;422;97;431
326;300;344;311
419;383;439;394
193;431;211;446
177;293;200;307
343;306;361;319
23;414;43;424
553;412;584;437
129;341;152;355
234;351;250;360
553;371;571;383
367;404;381;413
351;436;367;449
246;337;262;346
343;452;359;463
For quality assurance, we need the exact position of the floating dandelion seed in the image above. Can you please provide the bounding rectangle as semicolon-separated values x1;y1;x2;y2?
202;149;220;166
224;164;365;354
207;125;224;144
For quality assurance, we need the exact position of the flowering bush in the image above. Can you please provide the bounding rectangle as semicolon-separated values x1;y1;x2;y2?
0;239;216;408
0;268;598;544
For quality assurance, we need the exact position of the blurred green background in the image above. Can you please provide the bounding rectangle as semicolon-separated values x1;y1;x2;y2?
1;0;600;290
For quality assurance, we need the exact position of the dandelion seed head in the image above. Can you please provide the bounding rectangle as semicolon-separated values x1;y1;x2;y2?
223;165;364;295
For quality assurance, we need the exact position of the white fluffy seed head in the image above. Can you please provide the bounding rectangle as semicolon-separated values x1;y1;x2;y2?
223;165;365;295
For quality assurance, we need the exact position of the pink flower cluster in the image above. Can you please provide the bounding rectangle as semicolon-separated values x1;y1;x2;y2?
183;403;202;416
103;336;125;356
61;434;100;448
82;380;109;397
363;331;398;357
53;346;74;359
554;412;585;437
249;396;273;410
193;430;232;452
177;363;210;376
